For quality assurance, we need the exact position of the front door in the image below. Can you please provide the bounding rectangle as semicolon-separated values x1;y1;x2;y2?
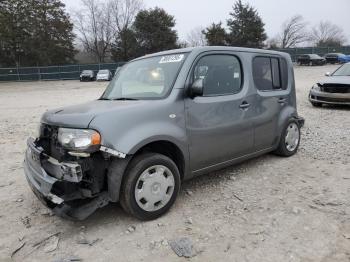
185;53;255;172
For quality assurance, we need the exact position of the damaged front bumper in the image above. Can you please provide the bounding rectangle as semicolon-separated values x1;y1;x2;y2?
309;89;350;105
24;137;109;220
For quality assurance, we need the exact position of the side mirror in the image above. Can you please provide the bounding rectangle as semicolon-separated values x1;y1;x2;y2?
325;72;331;76
189;79;204;97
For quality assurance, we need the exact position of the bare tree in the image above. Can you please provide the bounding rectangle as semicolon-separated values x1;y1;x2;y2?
74;0;115;63
278;15;309;48
186;27;207;47
109;0;143;62
311;21;347;47
266;37;280;49
110;0;143;33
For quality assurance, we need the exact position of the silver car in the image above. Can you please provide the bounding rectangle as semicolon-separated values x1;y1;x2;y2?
24;47;304;220
309;62;350;106
96;69;112;81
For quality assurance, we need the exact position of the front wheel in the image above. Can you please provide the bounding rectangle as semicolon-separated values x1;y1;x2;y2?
274;120;301;157
120;153;181;220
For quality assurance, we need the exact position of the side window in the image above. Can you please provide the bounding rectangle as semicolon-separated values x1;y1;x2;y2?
271;58;281;88
253;56;288;91
280;58;288;90
193;55;242;96
253;57;273;90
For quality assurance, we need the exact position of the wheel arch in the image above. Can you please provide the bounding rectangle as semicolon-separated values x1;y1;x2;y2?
107;139;188;203
131;140;187;180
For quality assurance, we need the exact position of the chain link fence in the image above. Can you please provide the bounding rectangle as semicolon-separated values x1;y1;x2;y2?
274;46;350;62
0;62;125;82
1;46;350;82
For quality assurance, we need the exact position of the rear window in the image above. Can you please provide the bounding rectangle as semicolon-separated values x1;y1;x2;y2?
253;56;288;91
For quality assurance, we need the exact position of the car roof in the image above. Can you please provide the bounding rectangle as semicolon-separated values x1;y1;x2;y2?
132;46;291;62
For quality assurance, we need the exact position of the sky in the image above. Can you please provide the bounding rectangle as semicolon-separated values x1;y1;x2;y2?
62;0;350;44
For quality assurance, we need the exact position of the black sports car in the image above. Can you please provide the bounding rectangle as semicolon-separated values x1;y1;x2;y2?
297;54;326;66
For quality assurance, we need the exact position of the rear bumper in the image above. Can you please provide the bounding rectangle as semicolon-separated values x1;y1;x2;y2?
24;137;109;220
294;116;305;128
309;89;350;105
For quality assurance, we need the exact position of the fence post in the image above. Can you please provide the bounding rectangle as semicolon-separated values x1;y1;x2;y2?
17;66;20;81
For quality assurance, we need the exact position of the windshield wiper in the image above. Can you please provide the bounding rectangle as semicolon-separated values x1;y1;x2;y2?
112;97;139;101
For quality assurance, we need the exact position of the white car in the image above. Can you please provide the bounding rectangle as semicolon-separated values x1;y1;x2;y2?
96;69;112;81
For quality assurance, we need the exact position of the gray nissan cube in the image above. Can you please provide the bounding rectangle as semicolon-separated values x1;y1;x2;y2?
24;47;304;220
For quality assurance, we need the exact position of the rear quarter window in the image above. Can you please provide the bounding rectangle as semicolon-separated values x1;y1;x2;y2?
253;56;289;91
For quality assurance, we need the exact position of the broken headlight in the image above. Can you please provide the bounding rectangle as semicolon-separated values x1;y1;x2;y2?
312;84;321;91
58;128;101;152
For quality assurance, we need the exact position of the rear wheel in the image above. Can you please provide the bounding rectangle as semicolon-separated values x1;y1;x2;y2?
274;120;301;157
120;153;181;220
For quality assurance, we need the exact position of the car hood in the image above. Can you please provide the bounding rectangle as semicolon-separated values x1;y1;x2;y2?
41;100;145;128
318;76;350;86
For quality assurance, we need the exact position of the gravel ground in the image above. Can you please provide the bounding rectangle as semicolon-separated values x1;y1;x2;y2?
0;65;349;262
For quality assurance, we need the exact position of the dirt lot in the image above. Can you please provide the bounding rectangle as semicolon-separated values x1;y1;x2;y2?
0;65;349;262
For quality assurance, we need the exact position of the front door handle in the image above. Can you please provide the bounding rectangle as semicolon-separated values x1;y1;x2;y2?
239;101;250;109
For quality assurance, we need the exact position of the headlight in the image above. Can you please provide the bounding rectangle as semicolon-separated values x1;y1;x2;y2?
312;84;320;91
58;128;101;151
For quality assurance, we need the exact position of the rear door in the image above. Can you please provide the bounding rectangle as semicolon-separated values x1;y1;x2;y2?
252;56;290;150
185;52;255;172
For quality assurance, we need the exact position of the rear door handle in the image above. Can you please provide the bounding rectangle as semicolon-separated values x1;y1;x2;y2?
239;101;250;109
278;98;286;104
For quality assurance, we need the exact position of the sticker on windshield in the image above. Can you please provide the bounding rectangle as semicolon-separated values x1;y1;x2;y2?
159;54;184;64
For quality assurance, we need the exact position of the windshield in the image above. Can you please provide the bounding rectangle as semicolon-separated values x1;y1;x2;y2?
101;53;188;100
82;70;93;74
99;70;109;74
332;64;350;76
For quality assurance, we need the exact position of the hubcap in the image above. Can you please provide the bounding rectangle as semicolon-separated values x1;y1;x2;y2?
134;165;175;212
285;123;300;152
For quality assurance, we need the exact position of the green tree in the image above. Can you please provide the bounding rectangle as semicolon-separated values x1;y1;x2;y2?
32;0;76;65
0;1;32;66
111;28;139;61
133;7;178;55
226;0;267;48
203;22;227;46
0;0;76;67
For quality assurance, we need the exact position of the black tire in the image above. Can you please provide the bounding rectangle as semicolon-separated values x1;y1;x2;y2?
274;119;301;157
311;101;322;107
120;153;181;220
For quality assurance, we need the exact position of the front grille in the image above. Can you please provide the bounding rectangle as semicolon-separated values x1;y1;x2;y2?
321;84;350;93
38;124;65;160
